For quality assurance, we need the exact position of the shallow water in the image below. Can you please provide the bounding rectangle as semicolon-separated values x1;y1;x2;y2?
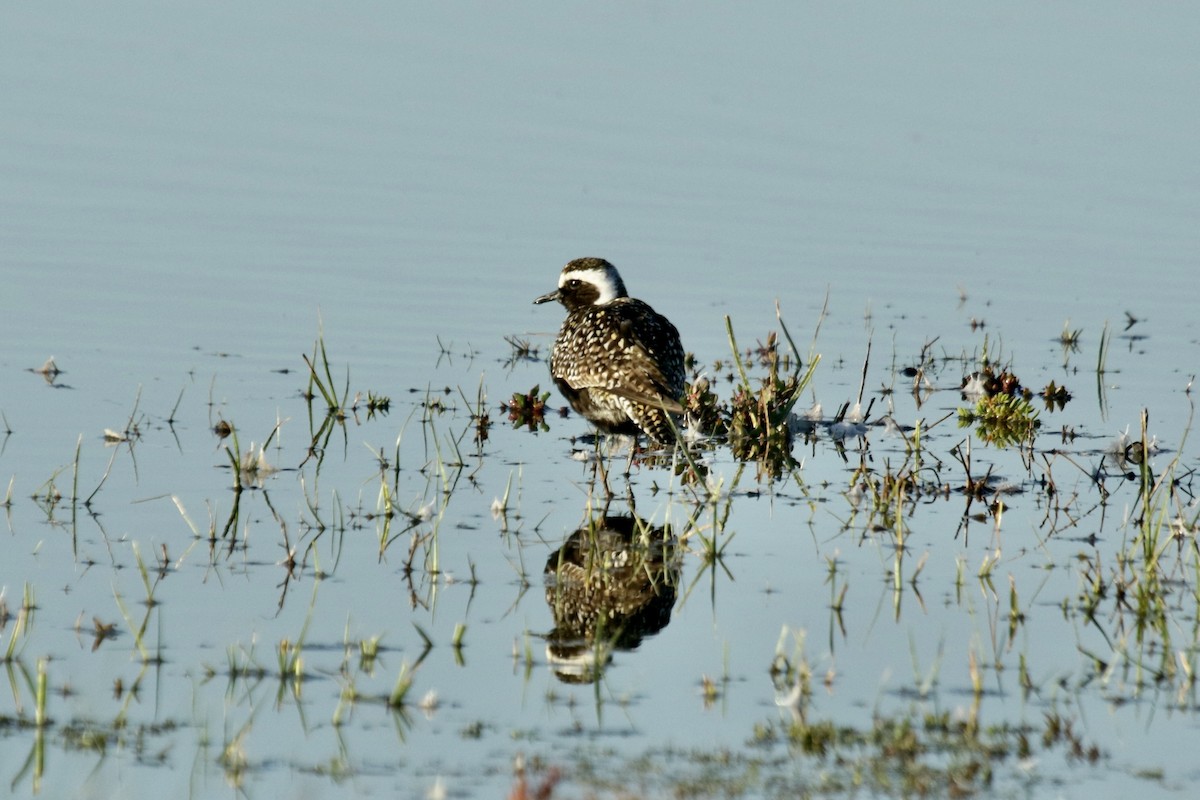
3;4;1200;799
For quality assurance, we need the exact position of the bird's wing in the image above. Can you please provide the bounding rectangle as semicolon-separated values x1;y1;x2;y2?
606;384;685;415
552;301;684;414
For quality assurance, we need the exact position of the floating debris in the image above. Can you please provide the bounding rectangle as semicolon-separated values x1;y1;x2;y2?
418;689;440;718
32;356;62;384
238;442;277;486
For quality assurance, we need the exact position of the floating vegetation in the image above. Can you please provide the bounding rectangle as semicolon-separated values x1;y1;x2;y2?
748;707;1103;794
504;702;1105;799
362;390;391;417
958;391;1041;448
1059;319;1083;349
1041;379;1072;411
957;358;1060;448
504;385;551;433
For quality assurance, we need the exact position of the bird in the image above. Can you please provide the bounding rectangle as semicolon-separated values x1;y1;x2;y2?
533;257;686;444
543;512;680;683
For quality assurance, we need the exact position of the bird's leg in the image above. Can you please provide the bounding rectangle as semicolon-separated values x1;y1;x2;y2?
623;436;637;478
594;435;614;500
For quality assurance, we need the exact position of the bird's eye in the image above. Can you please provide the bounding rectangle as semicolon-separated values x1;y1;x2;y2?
566;279;582;289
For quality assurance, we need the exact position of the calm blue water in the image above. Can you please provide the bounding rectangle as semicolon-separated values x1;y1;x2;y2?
3;3;1199;798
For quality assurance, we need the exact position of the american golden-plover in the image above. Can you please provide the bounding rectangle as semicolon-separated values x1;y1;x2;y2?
534;257;685;443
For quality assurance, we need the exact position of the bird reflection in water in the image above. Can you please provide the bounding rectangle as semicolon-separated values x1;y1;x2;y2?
543;510;681;684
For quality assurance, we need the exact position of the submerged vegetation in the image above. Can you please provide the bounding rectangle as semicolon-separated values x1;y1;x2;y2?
1;302;1197;798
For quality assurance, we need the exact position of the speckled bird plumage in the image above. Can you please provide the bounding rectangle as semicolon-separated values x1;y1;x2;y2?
543;513;680;683
533;258;685;443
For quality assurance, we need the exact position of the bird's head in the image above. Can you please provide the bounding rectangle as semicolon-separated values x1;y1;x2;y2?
533;257;628;312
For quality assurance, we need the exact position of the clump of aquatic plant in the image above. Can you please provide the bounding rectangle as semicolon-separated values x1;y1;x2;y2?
958;392;1040;448
958;359;1048;448
220;420;282;492
727;381;797;474
752;707;1102;791
300;326;392;467
504;385;550;433
681;374;722;435
475;409;492;444
724;313;819;480
303;330;352;420
1065;406;1200;691
362;391;391;418
110;542;167;665
1041;380;1072;411
31;468;65;517
1059;320;1083;350
549;700;1104;798
503;335;540;370
457;377;491;445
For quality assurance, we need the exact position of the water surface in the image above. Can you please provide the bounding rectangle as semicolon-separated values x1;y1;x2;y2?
2;4;1199;798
